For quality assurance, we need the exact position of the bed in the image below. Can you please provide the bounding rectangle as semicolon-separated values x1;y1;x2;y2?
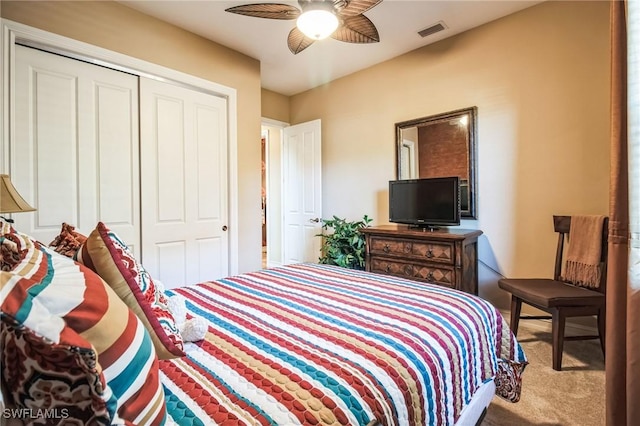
158;263;527;426
0;222;526;426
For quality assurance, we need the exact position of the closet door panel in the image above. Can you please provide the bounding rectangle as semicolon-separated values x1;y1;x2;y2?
156;241;187;288
31;69;78;230
96;83;139;230
191;97;228;283
197;237;221;280
195;104;222;220
155;95;186;222
13;46;140;253
140;78;228;288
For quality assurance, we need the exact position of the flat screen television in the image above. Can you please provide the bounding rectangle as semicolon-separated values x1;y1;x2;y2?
389;177;461;228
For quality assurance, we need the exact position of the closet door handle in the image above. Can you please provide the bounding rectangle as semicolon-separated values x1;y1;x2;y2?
222;225;228;231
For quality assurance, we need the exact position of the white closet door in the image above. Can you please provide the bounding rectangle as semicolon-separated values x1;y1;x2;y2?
12;45;140;253
140;78;228;288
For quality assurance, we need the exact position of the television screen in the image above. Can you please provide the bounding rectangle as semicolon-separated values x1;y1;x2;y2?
389;177;461;228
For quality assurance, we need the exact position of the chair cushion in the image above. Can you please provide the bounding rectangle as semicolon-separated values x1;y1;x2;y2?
498;278;604;308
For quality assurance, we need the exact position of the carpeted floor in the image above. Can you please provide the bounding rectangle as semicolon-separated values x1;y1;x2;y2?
482;319;605;426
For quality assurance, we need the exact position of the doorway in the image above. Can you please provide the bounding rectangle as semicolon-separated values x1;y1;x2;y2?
261;131;267;268
261;118;322;269
261;119;286;268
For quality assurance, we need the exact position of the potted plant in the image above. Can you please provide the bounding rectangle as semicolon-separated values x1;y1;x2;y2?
317;215;372;270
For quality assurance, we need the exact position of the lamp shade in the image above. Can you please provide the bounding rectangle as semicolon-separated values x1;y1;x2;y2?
0;174;35;214
296;7;339;40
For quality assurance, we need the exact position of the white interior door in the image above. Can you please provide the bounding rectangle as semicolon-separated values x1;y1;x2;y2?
140;77;228;288
282;119;322;264
12;45;140;252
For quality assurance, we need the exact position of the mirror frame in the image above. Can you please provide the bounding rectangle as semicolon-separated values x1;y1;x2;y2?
395;106;478;219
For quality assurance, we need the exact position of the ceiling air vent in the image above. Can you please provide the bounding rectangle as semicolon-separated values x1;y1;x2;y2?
418;21;447;38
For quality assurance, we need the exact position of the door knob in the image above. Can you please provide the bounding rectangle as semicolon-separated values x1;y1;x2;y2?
222;225;228;231
309;217;320;223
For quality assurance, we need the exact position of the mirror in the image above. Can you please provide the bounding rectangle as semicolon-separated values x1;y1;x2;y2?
395;106;477;219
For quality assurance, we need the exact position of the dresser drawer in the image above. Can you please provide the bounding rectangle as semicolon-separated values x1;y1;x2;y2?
369;236;454;265
369;236;411;256
369;257;455;288
411;241;454;265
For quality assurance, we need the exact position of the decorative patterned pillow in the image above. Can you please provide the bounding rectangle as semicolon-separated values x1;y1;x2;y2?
76;222;185;360
49;222;87;259
1;233;24;271
0;232;167;425
494;360;527;403
0;314;112;425
0;219;21;272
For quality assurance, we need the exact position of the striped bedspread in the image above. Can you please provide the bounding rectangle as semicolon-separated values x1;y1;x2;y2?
159;263;527;425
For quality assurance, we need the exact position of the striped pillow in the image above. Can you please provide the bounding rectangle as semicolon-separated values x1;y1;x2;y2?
77;222;185;360
0;231;167;425
0;218;14;234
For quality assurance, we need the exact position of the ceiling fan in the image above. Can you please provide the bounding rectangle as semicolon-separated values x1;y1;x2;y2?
225;0;382;54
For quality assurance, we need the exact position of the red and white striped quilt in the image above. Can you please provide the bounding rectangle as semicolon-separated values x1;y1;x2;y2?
159;263;527;425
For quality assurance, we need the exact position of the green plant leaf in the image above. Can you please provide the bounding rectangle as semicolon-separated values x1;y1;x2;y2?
316;214;372;270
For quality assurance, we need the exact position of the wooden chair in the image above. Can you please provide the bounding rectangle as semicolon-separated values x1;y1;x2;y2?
498;215;608;371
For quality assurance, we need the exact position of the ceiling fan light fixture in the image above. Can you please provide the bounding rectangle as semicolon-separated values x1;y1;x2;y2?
296;8;339;40
225;0;383;54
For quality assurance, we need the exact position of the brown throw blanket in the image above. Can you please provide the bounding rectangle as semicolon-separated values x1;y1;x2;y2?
563;215;606;288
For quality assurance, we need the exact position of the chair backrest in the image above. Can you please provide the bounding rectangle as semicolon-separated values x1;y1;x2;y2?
552;215;609;293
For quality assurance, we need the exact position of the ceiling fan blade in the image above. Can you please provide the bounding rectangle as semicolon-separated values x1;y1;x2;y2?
335;0;382;17
287;27;315;54
332;14;379;43
225;3;300;20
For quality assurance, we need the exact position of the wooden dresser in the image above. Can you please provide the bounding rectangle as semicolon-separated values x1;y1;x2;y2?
360;225;483;295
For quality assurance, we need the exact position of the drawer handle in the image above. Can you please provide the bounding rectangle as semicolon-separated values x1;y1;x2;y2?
427;272;434;281
383;244;390;253
385;265;391;273
426;249;434;258
404;265;412;276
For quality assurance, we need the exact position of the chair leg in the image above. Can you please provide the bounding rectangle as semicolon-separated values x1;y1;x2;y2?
552;309;566;371
509;296;522;336
597;308;606;358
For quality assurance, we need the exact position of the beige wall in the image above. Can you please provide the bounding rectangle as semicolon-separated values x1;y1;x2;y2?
289;1;610;308
1;0;264;273
262;88;290;123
